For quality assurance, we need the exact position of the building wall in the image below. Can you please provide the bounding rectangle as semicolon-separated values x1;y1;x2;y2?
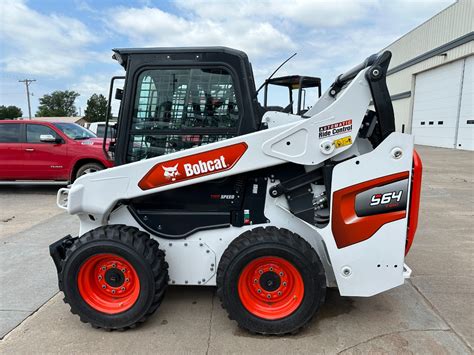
382;0;473;133
392;97;411;132
386;0;473;68
387;41;473;98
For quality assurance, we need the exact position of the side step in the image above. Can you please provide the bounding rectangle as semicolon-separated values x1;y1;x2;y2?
403;263;412;279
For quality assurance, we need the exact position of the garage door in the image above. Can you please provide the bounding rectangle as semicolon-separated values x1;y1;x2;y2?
412;56;474;150
412;60;464;148
456;56;473;151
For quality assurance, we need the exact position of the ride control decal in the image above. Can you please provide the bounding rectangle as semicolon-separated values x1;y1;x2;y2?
138;143;248;190
319;119;352;138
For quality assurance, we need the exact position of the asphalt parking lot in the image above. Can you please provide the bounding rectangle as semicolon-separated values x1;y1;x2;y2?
0;146;472;353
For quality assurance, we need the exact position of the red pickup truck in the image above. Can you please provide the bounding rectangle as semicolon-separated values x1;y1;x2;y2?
0;120;114;182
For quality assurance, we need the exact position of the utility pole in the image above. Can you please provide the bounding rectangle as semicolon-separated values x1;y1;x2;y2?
18;79;36;119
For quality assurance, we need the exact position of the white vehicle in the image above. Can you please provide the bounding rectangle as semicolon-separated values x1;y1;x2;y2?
50;48;422;335
87;121;116;138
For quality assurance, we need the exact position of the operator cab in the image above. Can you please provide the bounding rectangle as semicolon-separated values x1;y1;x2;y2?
104;47;321;166
262;75;321;116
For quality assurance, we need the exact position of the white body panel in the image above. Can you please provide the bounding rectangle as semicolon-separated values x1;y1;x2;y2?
59;67;415;297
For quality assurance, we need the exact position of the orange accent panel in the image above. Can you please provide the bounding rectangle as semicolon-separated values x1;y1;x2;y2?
138;142;248;190
332;171;409;249
405;150;423;255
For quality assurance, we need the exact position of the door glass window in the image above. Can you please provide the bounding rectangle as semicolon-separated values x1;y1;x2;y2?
128;67;240;162
0;124;21;143
26;124;59;143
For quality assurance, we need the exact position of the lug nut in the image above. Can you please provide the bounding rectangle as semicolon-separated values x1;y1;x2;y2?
283;282;287;287
111;290;116;294
278;291;282;296
98;275;102;280
269;267;273;271
102;285;106;289
279;272;283;276
257;289;262;293
267;294;271;299
254;279;258;283
258;270;263;274
121;268;126;273
101;266;106;271
125;278;129;282
121;287;125;291
112;264;116;268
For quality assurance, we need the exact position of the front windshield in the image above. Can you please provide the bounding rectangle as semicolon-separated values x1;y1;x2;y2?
53;122;96;140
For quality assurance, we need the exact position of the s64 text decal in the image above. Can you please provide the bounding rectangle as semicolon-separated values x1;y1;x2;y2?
354;179;408;217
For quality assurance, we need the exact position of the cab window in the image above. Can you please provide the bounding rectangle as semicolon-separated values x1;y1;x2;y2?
26;124;60;143
128;67;240;162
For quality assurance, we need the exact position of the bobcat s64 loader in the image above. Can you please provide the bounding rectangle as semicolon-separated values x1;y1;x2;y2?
50;48;422;335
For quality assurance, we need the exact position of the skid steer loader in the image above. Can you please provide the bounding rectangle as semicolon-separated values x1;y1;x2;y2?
50;47;422;335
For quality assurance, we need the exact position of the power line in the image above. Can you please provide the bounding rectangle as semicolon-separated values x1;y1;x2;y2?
18;79;36;119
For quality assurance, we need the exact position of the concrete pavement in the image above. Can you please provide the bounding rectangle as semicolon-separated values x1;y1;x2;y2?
0;146;473;353
0;183;66;238
0;184;77;338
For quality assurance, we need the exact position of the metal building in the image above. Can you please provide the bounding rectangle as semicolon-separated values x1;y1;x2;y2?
383;0;473;150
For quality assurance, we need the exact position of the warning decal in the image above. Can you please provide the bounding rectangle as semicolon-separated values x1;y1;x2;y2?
334;136;352;148
319;119;352;138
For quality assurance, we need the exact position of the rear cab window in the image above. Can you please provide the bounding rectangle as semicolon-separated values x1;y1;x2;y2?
0;123;22;143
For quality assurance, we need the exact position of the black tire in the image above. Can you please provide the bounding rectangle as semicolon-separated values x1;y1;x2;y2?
217;227;326;335
59;225;168;330
75;162;104;180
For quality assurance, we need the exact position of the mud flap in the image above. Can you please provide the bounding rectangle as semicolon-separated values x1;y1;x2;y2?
49;235;77;274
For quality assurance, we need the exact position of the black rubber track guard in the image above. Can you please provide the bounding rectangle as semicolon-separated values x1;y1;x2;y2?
58;225;168;331
217;226;326;335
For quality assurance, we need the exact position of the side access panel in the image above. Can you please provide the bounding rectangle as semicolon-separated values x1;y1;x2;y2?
319;132;414;296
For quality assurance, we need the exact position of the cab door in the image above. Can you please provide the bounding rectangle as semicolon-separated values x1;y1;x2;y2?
0;123;25;179
24;123;69;180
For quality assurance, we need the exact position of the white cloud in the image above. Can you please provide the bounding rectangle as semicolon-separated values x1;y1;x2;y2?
0;0;455;115
0;0;99;77
108;6;295;59
107;0;453;86
175;0;376;27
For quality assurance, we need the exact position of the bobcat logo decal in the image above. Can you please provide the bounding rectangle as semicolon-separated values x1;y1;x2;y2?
138;143;248;190
162;164;180;181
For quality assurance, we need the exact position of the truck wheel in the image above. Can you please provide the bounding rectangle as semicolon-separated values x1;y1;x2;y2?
217;227;326;335
75;162;104;180
59;225;168;330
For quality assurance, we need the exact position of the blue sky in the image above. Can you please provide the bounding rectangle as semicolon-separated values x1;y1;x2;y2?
0;0;454;117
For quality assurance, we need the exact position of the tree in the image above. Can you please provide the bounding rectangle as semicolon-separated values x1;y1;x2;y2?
36;90;80;117
0;105;23;119
84;94;108;123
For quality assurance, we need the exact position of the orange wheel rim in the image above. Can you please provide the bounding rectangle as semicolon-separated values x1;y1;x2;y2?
77;254;140;314
238;256;304;320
